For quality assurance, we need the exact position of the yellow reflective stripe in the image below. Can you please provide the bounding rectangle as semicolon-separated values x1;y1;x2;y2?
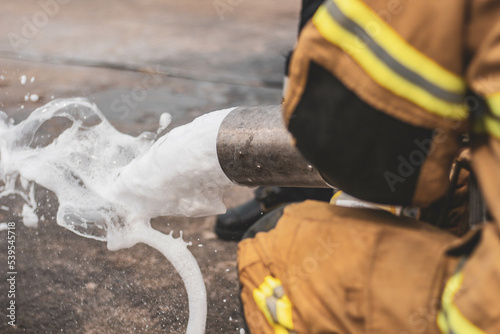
476;115;500;140
276;295;294;329
487;92;500;117
437;311;450;334
253;288;288;334
252;276;295;334
312;3;468;120
265;276;282;291
438;271;485;334
333;0;465;94
485;91;500;139
472;92;500;140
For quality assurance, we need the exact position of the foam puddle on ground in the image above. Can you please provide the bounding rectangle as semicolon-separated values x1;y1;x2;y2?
0;98;235;334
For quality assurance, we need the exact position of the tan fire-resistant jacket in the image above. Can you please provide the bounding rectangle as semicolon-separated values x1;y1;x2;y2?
284;0;500;209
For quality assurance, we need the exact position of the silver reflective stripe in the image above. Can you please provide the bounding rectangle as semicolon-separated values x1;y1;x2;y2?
266;296;279;323
274;285;285;299
324;0;464;104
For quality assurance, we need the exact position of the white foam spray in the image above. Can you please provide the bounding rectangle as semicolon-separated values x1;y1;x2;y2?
0;98;235;333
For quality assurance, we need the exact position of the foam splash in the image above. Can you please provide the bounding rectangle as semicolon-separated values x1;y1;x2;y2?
0;98;235;333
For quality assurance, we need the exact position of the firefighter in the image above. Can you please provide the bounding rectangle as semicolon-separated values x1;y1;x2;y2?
237;0;500;333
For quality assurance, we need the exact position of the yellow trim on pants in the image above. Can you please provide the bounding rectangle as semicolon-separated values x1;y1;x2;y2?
437;271;485;334
253;276;296;334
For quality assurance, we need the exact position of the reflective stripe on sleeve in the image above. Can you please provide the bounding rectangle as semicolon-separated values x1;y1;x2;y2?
312;0;468;120
472;92;500;140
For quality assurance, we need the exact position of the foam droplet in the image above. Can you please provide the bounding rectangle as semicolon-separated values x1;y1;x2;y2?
22;204;38;228
159;112;172;132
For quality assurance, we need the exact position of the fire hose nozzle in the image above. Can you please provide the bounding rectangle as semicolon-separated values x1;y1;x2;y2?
217;105;331;188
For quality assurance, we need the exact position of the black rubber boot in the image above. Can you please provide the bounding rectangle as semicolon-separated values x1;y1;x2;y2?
215;186;332;241
214;199;265;241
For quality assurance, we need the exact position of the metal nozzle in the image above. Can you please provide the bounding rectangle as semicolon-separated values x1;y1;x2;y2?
217;105;331;188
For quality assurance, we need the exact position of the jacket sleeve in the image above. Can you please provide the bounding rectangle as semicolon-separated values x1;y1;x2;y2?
466;0;500;225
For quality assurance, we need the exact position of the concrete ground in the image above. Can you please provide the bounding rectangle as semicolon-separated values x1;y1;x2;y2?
0;1;300;333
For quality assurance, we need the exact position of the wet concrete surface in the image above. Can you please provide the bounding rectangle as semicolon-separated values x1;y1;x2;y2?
0;0;300;332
